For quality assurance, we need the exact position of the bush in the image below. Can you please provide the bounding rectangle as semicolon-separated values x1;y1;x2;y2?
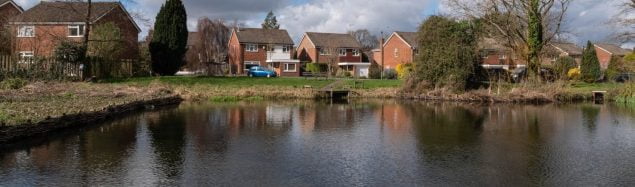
368;62;382;79
567;68;581;80
54;41;86;64
336;69;352;78
305;63;327;74
384;69;398;79
606;56;627;81
580;41;601;83
0;78;27;90
396;63;414;80
553;56;576;79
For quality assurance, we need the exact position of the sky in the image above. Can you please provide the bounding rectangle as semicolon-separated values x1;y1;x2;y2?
12;0;633;47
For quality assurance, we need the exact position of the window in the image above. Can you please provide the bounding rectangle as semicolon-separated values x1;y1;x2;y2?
319;48;330;55
18;51;34;63
394;48;399;57
499;54;507;60
282;46;291;53
246;44;258;52
68;25;85;37
266;45;274;52
17;26;35;37
284;63;297;72
339;49;347;56
352;49;360;56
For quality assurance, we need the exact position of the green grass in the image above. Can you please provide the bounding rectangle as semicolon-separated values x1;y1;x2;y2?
104;76;403;89
566;82;622;93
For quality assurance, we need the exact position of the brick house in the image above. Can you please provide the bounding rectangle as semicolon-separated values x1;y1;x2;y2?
541;42;583;66
478;38;525;70
9;1;140;60
376;31;418;70
0;0;22;21
594;43;632;69
228;28;300;76
297;32;369;77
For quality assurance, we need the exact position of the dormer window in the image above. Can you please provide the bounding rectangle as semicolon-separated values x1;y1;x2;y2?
246;44;258;52
17;25;35;37
68;25;85;37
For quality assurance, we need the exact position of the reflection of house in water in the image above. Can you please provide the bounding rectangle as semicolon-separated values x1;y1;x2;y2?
375;104;411;131
266;105;294;126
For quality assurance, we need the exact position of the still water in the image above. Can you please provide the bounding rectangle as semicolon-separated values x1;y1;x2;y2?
1;101;635;186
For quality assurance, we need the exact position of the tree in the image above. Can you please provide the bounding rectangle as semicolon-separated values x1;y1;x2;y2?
446;0;571;79
580;41;601;83
261;11;280;29
606;56;627;81
553;56;576;80
89;22;123;60
611;0;634;43
187;17;230;75
150;0;189;75
410;16;479;91
348;29;378;52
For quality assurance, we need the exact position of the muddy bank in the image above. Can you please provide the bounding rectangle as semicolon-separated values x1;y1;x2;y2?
0;96;183;144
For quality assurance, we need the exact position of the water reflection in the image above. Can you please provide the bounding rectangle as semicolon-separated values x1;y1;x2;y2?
1;101;635;186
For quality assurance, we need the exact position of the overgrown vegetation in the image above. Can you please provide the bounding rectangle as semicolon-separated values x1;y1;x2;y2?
0;78;27;90
407;16;478;91
553;56;576;80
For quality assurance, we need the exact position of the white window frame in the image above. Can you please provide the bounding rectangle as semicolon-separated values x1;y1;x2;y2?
17;25;35;37
319;48;330;55
394;48;399;57
282;45;291;53
352;49;361;56
338;48;347;56
283;63;297;72
246;44;258;52
17;51;34;64
67;25;85;37
499;54;507;60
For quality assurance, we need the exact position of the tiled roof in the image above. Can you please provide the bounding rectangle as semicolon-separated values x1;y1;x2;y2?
10;1;119;23
235;28;294;45
305;32;361;48
394;32;418;48
595;43;632;56
550;42;582;56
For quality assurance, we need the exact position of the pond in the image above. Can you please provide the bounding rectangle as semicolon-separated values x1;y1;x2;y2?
1;101;635;186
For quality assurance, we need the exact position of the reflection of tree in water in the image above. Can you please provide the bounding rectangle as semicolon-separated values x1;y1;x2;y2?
147;110;187;181
77;115;140;172
581;105;600;131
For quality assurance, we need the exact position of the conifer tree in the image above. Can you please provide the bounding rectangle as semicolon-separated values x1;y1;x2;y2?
580;41;601;82
150;0;189;75
261;11;280;29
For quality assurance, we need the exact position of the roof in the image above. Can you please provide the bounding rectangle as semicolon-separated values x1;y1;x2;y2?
550;42;582;56
0;0;23;12
234;28;294;45
393;32;418;48
10;1;140;32
305;32;361;48
187;32;199;46
595;43;632;56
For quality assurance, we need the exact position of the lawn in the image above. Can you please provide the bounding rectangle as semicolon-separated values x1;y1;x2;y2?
105;76;403;89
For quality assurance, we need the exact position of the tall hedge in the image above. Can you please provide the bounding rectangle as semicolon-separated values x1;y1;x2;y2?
150;0;188;76
580;41;601;82
411;16;478;90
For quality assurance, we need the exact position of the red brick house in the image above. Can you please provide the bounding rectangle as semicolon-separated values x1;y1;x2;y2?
228;28;300;76
376;31;418;70
478;38;525;70
9;1;140;60
297;32;369;77
594;43;632;69
541;42;583;66
0;0;22;21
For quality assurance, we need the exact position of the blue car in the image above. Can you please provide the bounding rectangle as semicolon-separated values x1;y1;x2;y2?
248;66;277;77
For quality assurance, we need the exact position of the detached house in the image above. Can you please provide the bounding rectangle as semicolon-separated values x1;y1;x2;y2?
376;31;418;69
542;42;583;65
228;28;300;76
9;1;141;60
594;43;632;69
297;32;369;77
0;0;22;21
478;38;525;69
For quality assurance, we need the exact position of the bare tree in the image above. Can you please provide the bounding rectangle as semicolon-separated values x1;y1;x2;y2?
611;0;635;44
188;17;230;75
348;29;378;52
445;0;571;77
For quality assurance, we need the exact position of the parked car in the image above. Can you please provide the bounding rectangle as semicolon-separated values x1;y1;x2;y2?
614;72;635;83
248;66;277;78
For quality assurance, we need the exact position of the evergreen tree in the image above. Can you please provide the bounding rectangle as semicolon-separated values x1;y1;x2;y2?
150;0;189;75
261;11;280;29
580;41;601;82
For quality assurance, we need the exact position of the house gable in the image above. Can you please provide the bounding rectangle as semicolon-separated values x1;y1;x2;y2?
0;0;23;13
94;3;141;33
383;32;411;48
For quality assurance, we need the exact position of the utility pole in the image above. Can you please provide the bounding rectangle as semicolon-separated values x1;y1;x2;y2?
380;31;385;80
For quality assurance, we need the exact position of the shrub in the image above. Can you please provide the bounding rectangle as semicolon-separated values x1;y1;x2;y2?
368;62;382;79
567;68;581;80
580;41;601;83
383;69;398;79
305;63;327;74
553;56;576;79
606;56;627;81
0;78;27;90
54;41;86;64
396;63;414;80
336;69;352;78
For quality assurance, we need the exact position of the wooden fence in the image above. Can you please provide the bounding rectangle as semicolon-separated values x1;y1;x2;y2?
0;56;135;80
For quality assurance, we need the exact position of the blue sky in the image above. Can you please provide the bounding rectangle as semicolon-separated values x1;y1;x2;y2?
13;0;632;47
